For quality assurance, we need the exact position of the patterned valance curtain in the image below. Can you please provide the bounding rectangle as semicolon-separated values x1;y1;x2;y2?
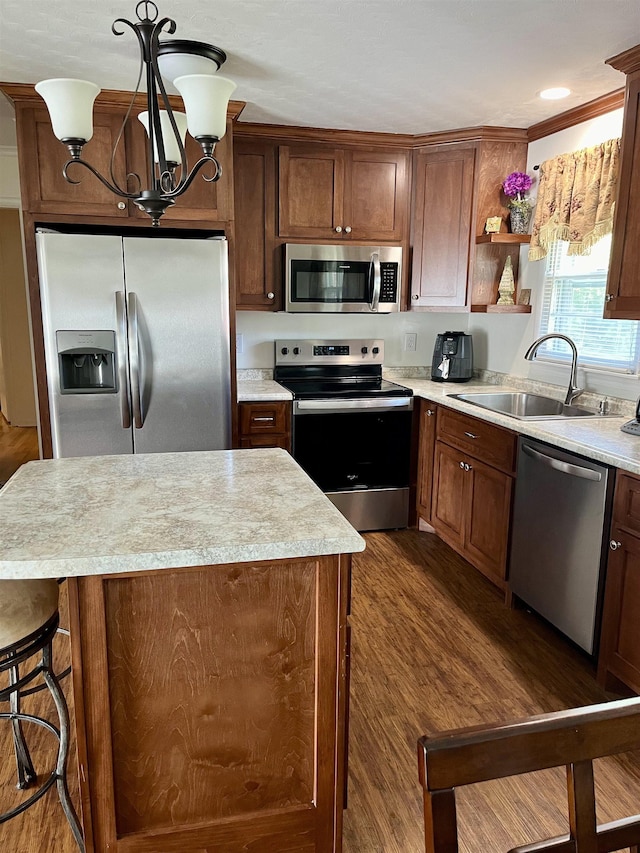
528;138;620;261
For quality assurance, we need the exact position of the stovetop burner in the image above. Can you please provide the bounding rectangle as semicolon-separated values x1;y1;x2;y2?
279;377;411;400
273;338;413;400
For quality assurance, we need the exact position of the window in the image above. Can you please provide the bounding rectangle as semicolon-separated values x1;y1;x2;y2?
537;234;640;373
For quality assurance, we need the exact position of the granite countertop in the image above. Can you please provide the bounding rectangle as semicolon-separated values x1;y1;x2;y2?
395;377;640;475
237;379;293;402
0;449;365;580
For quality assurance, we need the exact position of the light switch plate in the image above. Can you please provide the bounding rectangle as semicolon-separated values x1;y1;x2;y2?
236;333;244;354
404;332;417;352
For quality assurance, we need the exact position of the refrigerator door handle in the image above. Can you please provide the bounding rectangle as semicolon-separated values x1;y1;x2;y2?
127;291;144;429
115;291;132;429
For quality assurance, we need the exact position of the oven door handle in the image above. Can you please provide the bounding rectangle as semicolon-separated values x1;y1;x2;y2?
369;252;381;312
294;397;413;414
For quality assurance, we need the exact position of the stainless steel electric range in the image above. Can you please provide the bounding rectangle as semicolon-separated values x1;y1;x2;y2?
274;339;414;531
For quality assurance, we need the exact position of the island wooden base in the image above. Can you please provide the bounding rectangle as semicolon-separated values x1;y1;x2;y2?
67;554;351;853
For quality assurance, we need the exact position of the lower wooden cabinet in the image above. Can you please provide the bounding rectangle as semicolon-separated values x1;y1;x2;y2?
598;472;640;694
418;405;516;590
238;401;292;451
416;400;438;523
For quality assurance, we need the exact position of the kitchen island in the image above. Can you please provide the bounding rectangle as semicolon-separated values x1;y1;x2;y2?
0;449;365;853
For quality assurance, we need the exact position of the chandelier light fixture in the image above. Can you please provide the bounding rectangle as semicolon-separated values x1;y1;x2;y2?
35;0;236;226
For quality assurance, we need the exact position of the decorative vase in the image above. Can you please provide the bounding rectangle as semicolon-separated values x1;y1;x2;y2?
509;205;531;234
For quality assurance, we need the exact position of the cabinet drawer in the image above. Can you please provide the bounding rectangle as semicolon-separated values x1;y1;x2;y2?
239;402;290;435
437;407;516;474
239;434;290;450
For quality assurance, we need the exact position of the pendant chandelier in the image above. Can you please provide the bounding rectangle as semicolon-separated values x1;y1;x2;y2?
35;1;236;226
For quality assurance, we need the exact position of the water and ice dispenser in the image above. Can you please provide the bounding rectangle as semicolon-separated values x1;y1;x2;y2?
56;331;117;394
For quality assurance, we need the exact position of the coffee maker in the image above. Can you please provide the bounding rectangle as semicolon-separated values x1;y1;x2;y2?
431;332;473;382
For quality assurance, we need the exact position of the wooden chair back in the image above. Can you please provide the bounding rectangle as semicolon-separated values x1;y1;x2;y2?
418;697;640;853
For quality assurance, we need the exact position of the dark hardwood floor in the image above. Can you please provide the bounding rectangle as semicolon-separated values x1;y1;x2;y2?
0;414;39;486
1;529;638;852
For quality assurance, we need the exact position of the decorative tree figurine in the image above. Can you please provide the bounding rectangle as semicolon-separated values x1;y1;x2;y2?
497;256;516;305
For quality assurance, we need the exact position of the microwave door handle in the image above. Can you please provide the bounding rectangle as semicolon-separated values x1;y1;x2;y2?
369;252;381;312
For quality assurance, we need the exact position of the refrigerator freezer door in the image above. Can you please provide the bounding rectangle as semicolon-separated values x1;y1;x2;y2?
37;232;134;458
122;237;231;453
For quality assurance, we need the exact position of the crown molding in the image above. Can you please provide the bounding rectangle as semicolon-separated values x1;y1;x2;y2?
233;121;414;148
527;89;625;142
412;125;528;147
606;43;640;75
0;82;246;121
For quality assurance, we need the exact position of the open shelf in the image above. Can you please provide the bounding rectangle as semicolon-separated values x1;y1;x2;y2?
476;233;531;244
471;304;532;313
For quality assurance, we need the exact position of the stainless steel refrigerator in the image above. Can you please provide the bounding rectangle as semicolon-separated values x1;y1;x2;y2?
37;230;232;458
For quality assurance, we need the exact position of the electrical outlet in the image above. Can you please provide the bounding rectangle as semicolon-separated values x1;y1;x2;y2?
236;333;244;354
404;332;417;352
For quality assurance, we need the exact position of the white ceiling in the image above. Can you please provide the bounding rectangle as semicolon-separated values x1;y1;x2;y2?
0;0;639;148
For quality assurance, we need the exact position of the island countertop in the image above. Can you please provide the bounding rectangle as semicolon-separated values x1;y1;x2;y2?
0;448;365;579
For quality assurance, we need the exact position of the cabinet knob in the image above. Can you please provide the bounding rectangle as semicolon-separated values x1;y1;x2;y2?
459;461;465;469
610;540;622;551
335;226;343;233
464;463;473;472
412;294;419;301
267;292;275;299
427;409;435;416
117;201;126;210
344;226;352;233
605;294;614;303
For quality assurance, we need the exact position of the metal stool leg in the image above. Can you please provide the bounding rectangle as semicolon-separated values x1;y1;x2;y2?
41;640;85;853
9;660;36;790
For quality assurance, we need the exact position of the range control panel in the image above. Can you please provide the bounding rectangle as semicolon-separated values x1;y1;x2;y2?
275;339;385;366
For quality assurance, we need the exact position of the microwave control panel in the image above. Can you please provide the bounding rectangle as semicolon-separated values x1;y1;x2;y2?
380;263;398;302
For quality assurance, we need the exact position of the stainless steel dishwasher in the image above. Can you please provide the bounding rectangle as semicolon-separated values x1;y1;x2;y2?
509;437;615;655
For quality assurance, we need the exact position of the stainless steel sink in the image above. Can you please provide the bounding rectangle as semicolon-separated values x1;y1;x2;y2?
448;391;602;420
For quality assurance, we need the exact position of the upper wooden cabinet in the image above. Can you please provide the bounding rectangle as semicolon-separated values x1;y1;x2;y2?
278;143;409;242
410;146;475;309
18;106;130;219
604;44;640;319
233;138;279;310
410;136;528;311
7;86;235;225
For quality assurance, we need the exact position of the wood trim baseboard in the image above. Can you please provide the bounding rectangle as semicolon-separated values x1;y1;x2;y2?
527;89;625;142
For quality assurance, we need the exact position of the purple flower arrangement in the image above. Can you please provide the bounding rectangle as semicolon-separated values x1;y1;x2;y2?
502;171;533;206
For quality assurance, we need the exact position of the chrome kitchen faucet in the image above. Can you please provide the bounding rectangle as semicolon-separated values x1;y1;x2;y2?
524;334;583;405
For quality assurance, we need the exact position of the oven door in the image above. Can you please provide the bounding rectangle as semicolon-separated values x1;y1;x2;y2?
292;397;413;530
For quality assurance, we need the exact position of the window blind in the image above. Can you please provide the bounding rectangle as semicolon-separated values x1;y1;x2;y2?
538;235;640;374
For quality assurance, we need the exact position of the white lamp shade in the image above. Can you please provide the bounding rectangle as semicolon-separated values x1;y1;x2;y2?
138;110;188;164
35;78;100;142
173;75;236;140
158;52;219;84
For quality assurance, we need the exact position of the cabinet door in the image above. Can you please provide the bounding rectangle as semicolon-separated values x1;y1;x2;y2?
431;440;467;550
410;147;475;308
18;106;129;219
465;457;513;587
278;145;345;238
343;149;409;242
598;528;640;693
605;68;640;319
126;118;234;223
417;401;438;523
234;139;278;309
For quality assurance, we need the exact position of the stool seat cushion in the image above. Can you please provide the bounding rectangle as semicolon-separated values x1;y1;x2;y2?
0;579;59;650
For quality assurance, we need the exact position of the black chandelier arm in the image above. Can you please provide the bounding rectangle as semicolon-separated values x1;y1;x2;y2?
62;158;142;199
149;20;189;183
164;154;222;198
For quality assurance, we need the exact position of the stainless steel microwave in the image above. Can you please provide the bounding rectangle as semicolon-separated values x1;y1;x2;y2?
284;244;403;313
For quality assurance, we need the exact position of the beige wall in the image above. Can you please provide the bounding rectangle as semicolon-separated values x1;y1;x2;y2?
0;208;37;425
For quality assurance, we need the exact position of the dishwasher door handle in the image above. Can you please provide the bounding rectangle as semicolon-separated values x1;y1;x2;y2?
522;443;602;481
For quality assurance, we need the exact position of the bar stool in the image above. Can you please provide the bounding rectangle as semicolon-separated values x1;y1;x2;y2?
0;579;85;851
